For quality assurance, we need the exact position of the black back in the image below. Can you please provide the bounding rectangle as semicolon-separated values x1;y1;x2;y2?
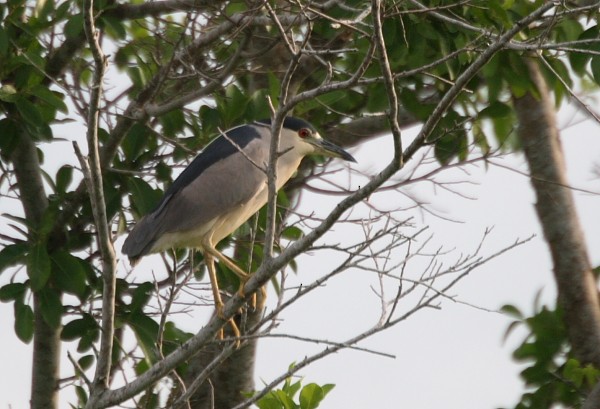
256;117;316;133
152;124;261;214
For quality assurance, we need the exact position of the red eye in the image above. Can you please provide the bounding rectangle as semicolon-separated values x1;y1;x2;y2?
298;128;311;138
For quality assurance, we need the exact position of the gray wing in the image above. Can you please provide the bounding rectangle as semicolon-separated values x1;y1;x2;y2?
123;138;268;260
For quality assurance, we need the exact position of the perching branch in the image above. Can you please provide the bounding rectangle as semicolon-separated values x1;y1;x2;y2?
264;26;305;261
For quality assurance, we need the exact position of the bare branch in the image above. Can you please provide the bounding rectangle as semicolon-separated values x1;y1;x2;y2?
371;0;403;165
80;1;117;406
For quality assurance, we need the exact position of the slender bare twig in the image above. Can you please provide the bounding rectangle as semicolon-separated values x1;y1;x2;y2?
233;234;533;409
67;352;92;388
538;54;600;124
372;0;403;165
264;8;306;260
78;1;117;407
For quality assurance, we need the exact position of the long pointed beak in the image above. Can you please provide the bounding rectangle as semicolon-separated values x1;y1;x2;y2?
310;137;357;162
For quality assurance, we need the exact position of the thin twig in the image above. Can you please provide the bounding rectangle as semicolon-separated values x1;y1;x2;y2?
372;0;403;166
80;1;117;407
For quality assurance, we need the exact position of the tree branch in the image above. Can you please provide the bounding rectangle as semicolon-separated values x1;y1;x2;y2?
80;1;117;406
371;0;403;165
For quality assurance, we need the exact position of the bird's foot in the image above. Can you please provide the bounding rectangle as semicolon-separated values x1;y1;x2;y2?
215;302;241;348
237;283;267;312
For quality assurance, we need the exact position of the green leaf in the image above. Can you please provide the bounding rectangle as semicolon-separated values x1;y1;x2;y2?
582;364;600;387
222;84;249;125
283;377;302;398
159;109;185;137
281;226;304;241
500;304;523;319
16;96;44;128
0;282;27;302
30;85;68;113
77;327;100;353
591;55;600;86
27;243;51;291
504;53;534;98
492;114;516;148
366;83;388;113
472;122;490;156
434;129;467;165
320;384;334;397
274;390;297;409
55;165;74;194
101;15;127;39
256;396;284;409
0;26;8;56
39;287;63;329
162;321;193;344
14;301;34;343
569;25;599;76
34;0;55;21
128;177;163;216
127;66;147;89
155;161;172;183
400;88;434;120
0;84;18;102
61;314;98;341
122;123;149;161
75;385;88;406
64;13;83;39
0;242;28;273
51;251;88;298
129;282;153;312
299;384;325;409
78;355;94;371
199;105;220;137
128;312;159;364
0;117;21;157
563;358;582;386
479;101;512;118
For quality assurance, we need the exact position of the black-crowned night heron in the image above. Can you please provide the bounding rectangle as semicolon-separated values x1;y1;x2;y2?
122;117;355;337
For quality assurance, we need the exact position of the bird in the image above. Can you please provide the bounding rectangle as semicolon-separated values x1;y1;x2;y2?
122;117;356;338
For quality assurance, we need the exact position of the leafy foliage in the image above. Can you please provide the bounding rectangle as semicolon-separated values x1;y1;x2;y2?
502;301;600;409
255;375;335;409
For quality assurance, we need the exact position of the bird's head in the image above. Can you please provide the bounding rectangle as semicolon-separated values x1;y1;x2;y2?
258;117;356;163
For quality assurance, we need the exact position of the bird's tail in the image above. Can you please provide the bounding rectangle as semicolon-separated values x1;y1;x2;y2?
122;214;160;264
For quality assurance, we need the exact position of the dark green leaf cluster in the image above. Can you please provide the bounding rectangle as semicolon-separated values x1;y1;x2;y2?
502;302;600;409
255;374;335;409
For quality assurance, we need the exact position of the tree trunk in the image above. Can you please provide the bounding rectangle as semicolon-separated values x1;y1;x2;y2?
10;133;60;408
183;303;264;409
514;57;600;368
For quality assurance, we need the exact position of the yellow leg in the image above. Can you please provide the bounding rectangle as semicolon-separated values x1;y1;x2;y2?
204;252;240;343
203;246;249;280
202;245;265;310
255;285;267;311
